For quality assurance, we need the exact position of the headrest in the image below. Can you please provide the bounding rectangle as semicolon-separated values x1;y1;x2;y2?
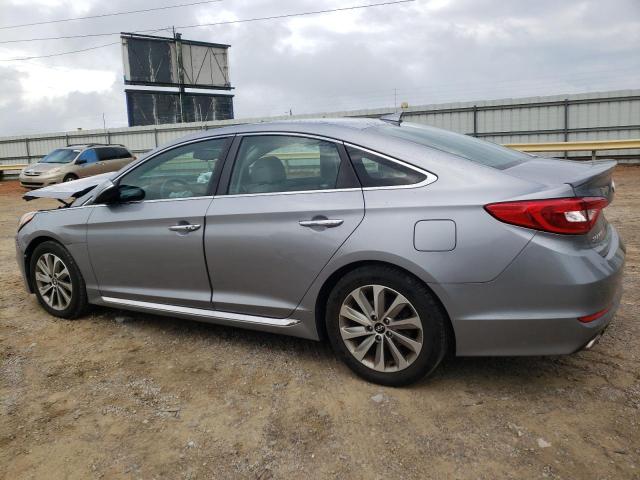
249;155;286;184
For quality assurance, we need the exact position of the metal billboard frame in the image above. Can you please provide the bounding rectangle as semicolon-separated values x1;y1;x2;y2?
121;32;233;91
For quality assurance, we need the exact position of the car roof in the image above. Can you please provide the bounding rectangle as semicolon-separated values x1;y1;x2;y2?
63;144;128;149
181;118;387;141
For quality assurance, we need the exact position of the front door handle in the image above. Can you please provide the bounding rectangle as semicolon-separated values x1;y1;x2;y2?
169;224;201;232
299;219;344;228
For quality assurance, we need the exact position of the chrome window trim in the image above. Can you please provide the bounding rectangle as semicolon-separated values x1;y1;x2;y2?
343;142;438;190
101;296;300;327
214;188;361;199
237;131;343;142
91;195;215;207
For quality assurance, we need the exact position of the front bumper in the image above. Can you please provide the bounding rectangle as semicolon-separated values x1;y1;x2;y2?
19;172;63;188
436;224;625;356
15;235;31;293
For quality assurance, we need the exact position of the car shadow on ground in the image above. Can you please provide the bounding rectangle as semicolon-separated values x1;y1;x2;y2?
89;305;582;390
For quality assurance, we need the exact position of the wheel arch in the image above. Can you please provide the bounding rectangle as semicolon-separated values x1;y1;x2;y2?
314;260;456;354
23;235;63;292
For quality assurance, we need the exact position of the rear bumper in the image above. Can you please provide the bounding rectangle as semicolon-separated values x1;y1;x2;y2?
435;224;625;356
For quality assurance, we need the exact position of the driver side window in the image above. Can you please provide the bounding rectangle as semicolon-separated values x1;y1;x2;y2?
78;149;98;164
118;137;230;201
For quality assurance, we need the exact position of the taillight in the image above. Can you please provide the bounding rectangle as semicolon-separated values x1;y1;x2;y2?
484;197;608;235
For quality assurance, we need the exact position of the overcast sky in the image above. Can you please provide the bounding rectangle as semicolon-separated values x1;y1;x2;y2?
0;0;638;136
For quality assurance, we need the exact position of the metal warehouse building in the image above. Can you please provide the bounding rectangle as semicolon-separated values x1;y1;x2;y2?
1;88;639;167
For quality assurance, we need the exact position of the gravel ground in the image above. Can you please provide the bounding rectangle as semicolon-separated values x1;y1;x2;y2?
1;168;639;480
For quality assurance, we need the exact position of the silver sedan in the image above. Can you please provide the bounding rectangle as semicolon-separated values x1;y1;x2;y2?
15;117;624;385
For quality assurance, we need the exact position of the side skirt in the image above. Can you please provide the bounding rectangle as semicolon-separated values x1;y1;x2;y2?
100;296;300;327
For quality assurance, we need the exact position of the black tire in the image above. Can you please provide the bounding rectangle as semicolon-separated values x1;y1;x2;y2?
29;240;89;319
326;265;448;386
63;174;78;182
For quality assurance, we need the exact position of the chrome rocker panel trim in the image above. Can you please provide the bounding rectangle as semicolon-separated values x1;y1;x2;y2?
100;296;300;327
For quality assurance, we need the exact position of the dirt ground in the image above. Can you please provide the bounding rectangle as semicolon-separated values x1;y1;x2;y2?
0;168;638;480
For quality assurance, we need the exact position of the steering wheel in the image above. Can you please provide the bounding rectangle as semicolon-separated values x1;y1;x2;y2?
160;178;191;198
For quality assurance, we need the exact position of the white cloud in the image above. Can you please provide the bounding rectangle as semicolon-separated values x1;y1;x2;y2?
0;0;638;135
14;63;116;102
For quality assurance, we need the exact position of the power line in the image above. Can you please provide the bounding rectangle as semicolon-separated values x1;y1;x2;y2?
0;0;415;44
3;42;120;61
0;28;174;62
0;0;224;31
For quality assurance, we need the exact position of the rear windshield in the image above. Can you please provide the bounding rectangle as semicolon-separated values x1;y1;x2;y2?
40;148;80;164
375;122;531;169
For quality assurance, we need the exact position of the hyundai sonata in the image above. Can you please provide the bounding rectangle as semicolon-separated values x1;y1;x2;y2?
16;116;624;385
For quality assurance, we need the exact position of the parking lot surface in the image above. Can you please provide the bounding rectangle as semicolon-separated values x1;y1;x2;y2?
1;169;639;479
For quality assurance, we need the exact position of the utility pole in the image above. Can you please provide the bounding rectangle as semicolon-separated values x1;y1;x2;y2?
174;28;185;123
102;113;108;143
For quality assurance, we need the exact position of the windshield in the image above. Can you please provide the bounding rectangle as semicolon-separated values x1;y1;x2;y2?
40;149;80;164
375;122;531;169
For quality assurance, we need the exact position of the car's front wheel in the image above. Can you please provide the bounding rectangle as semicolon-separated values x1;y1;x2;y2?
29;240;89;319
63;174;78;182
326;266;448;386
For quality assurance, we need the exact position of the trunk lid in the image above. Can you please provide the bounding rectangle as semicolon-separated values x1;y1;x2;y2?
504;157;616;202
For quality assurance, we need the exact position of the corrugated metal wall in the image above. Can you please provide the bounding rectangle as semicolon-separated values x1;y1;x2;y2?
1;89;639;167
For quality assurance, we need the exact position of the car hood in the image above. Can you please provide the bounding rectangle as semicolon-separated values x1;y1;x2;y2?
23;172;115;201
23;162;67;173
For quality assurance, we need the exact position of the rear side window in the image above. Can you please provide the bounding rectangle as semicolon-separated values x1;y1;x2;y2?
96;148;114;160
115;147;132;158
375;123;530;169
96;147;131;160
346;146;427;188
229;135;342;194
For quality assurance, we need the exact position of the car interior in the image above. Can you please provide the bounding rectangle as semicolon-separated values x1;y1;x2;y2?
119;142;224;200
229;137;341;194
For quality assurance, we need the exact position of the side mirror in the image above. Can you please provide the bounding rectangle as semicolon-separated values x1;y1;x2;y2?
76;158;87;165
119;185;145;202
95;184;145;204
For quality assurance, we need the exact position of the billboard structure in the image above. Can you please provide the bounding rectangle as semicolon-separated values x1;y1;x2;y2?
121;32;234;126
125;90;234;126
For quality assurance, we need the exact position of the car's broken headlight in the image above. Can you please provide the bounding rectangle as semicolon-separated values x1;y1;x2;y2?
18;211;37;231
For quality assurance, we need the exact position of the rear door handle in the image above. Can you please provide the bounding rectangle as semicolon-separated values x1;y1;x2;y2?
169;224;201;232
299;219;344;228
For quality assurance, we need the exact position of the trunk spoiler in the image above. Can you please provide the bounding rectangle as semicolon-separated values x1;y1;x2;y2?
23;172;115;204
568;160;617;203
505;158;617;203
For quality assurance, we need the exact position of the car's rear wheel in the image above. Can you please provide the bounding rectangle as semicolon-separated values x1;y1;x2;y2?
63;174;78;182
30;241;89;319
326;266;448;386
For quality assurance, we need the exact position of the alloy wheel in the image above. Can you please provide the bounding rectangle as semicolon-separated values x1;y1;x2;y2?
339;284;423;372
34;253;73;311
